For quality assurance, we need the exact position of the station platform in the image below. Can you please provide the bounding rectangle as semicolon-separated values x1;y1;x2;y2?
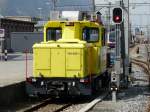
0;53;33;106
0;53;32;86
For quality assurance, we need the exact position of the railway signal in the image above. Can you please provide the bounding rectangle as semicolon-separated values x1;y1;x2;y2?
112;7;123;24
111;7;123;102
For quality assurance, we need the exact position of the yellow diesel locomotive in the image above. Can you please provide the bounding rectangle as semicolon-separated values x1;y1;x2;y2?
26;20;109;96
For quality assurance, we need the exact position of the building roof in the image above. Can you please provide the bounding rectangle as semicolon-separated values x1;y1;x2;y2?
5;16;32;22
0;18;35;24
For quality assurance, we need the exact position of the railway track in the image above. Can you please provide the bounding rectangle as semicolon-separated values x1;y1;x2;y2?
22;91;109;112
131;44;150;75
23;98;72;112
131;59;150;75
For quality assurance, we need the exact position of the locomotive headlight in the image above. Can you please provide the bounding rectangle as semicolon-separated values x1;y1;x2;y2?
32;78;36;82
68;82;71;86
41;81;44;86
72;82;76;86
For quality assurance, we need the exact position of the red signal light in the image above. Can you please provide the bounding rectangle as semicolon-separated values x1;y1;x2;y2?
112;7;123;24
115;16;120;21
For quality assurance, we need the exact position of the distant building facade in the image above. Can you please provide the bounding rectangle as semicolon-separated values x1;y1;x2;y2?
11;32;43;52
0;18;35;51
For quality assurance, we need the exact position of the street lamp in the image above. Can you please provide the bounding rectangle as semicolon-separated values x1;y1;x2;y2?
38;7;42;19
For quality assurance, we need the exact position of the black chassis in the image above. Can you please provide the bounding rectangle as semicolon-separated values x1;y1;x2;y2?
26;72;110;97
26;77;93;97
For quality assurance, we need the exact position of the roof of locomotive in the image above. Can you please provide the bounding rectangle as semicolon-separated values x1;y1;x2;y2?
44;20;103;28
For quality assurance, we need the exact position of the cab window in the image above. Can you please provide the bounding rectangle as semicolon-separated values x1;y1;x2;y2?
46;28;62;41
83;28;99;42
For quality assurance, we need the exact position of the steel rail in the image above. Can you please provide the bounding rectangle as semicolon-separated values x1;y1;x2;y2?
24;98;53;112
23;98;72;112
131;59;150;75
53;103;72;112
131;44;150;75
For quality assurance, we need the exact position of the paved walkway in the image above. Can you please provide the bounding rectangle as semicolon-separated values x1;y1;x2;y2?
0;53;33;87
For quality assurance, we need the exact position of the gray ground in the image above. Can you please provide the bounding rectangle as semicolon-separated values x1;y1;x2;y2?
90;44;150;112
0;53;33;86
90;65;150;112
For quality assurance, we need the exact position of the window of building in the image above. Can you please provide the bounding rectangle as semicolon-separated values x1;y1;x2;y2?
83;28;99;42
46;28;62;41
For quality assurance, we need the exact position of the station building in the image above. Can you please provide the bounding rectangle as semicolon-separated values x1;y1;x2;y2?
0;18;35;51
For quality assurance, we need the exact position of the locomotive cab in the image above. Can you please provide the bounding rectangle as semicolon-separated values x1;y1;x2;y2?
26;21;108;96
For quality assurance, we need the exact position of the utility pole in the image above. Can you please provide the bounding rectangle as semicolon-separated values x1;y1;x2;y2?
50;0;58;20
122;0;130;85
92;0;95;12
108;2;111;37
52;0;57;11
147;5;150;41
0;37;3;60
0;29;5;61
